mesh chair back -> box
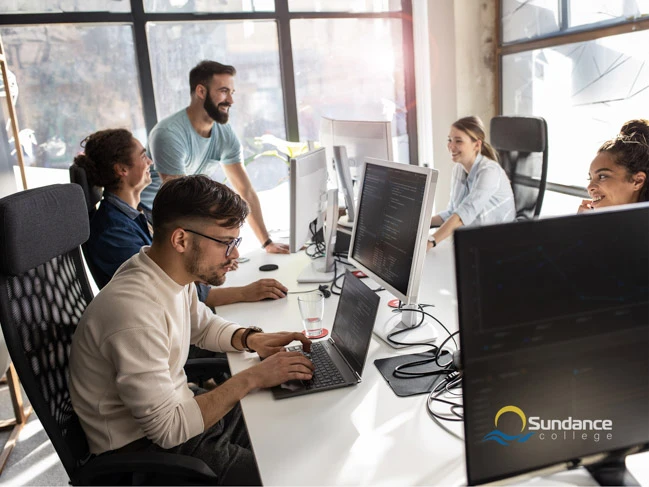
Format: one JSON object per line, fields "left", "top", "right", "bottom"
{"left": 0, "top": 184, "right": 94, "bottom": 478}
{"left": 490, "top": 116, "right": 549, "bottom": 220}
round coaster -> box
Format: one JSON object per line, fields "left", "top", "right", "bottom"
{"left": 388, "top": 299, "right": 401, "bottom": 309}
{"left": 302, "top": 328, "right": 329, "bottom": 339}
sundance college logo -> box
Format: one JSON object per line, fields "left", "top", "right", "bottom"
{"left": 483, "top": 405, "right": 613, "bottom": 446}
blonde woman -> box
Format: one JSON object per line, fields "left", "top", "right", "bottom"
{"left": 428, "top": 116, "right": 515, "bottom": 249}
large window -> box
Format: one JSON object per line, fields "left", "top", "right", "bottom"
{"left": 499, "top": 0, "right": 649, "bottom": 215}
{"left": 0, "top": 0, "right": 130, "bottom": 13}
{"left": 144, "top": 0, "right": 274, "bottom": 13}
{"left": 147, "top": 20, "right": 286, "bottom": 190}
{"left": 501, "top": 0, "right": 559, "bottom": 43}
{"left": 291, "top": 18, "right": 409, "bottom": 162}
{"left": 288, "top": 0, "right": 401, "bottom": 12}
{"left": 0, "top": 24, "right": 145, "bottom": 188}
{"left": 0, "top": 0, "right": 415, "bottom": 195}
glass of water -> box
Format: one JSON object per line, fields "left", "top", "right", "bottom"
{"left": 297, "top": 292, "right": 324, "bottom": 338}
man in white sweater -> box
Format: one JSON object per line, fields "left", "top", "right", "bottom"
{"left": 69, "top": 175, "right": 314, "bottom": 485}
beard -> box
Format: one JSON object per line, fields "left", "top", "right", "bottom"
{"left": 187, "top": 240, "right": 233, "bottom": 287}
{"left": 204, "top": 95, "right": 230, "bottom": 124}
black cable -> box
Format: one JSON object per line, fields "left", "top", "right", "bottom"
{"left": 426, "top": 375, "right": 465, "bottom": 437}
{"left": 306, "top": 219, "right": 326, "bottom": 258}
{"left": 392, "top": 334, "right": 457, "bottom": 378}
{"left": 385, "top": 308, "right": 459, "bottom": 380}
{"left": 330, "top": 258, "right": 354, "bottom": 295}
{"left": 329, "top": 258, "right": 384, "bottom": 296}
{"left": 387, "top": 306, "right": 457, "bottom": 350}
{"left": 287, "top": 287, "right": 322, "bottom": 295}
{"left": 305, "top": 241, "right": 325, "bottom": 258}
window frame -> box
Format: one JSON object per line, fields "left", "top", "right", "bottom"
{"left": 497, "top": 0, "right": 649, "bottom": 198}
{"left": 0, "top": 0, "right": 418, "bottom": 165}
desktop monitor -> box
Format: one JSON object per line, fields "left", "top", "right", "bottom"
{"left": 455, "top": 204, "right": 649, "bottom": 485}
{"left": 289, "top": 148, "right": 328, "bottom": 253}
{"left": 348, "top": 158, "right": 438, "bottom": 347}
{"left": 289, "top": 148, "right": 338, "bottom": 283}
{"left": 320, "top": 117, "right": 393, "bottom": 186}
{"left": 333, "top": 146, "right": 356, "bottom": 228}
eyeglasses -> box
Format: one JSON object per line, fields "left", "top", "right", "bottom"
{"left": 183, "top": 228, "right": 242, "bottom": 257}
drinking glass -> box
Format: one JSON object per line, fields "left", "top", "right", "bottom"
{"left": 297, "top": 292, "right": 324, "bottom": 338}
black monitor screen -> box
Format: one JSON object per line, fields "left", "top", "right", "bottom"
{"left": 455, "top": 206, "right": 649, "bottom": 485}
{"left": 332, "top": 271, "right": 380, "bottom": 376}
{"left": 350, "top": 162, "right": 428, "bottom": 297}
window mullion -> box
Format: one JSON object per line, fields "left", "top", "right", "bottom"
{"left": 130, "top": 0, "right": 158, "bottom": 133}
{"left": 276, "top": 0, "right": 300, "bottom": 142}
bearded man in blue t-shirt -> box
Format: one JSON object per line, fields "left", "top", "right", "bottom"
{"left": 142, "top": 60, "right": 289, "bottom": 254}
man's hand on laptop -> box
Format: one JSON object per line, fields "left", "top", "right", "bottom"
{"left": 243, "top": 350, "right": 314, "bottom": 388}
{"left": 247, "top": 331, "right": 312, "bottom": 359}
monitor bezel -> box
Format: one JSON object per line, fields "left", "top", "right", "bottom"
{"left": 454, "top": 204, "right": 649, "bottom": 485}
{"left": 320, "top": 117, "right": 394, "bottom": 185}
{"left": 347, "top": 157, "right": 437, "bottom": 304}
{"left": 289, "top": 147, "right": 328, "bottom": 253}
{"left": 333, "top": 145, "right": 356, "bottom": 223}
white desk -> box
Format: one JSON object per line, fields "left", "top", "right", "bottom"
{"left": 217, "top": 241, "right": 649, "bottom": 486}
{"left": 219, "top": 241, "right": 467, "bottom": 485}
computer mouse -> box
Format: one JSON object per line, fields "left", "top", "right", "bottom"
{"left": 259, "top": 264, "right": 279, "bottom": 272}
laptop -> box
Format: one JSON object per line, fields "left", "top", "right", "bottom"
{"left": 272, "top": 271, "right": 380, "bottom": 399}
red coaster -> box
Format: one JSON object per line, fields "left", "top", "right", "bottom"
{"left": 388, "top": 299, "right": 401, "bottom": 309}
{"left": 302, "top": 328, "right": 329, "bottom": 339}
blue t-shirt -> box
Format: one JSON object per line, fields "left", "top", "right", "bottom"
{"left": 141, "top": 108, "right": 243, "bottom": 207}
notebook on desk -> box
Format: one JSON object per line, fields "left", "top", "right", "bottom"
{"left": 272, "top": 271, "right": 380, "bottom": 399}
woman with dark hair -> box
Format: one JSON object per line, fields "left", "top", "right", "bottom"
{"left": 78, "top": 128, "right": 287, "bottom": 305}
{"left": 428, "top": 116, "right": 515, "bottom": 249}
{"left": 620, "top": 118, "right": 649, "bottom": 140}
{"left": 578, "top": 123, "right": 649, "bottom": 212}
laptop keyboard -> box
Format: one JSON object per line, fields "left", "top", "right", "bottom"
{"left": 302, "top": 342, "right": 346, "bottom": 390}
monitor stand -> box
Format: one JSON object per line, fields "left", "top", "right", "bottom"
{"left": 297, "top": 261, "right": 336, "bottom": 283}
{"left": 373, "top": 303, "right": 438, "bottom": 349}
{"left": 297, "top": 189, "right": 338, "bottom": 284}
{"left": 586, "top": 459, "right": 641, "bottom": 486}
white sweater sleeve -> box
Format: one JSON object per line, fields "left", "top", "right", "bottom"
{"left": 102, "top": 323, "right": 204, "bottom": 449}
{"left": 188, "top": 283, "right": 241, "bottom": 352}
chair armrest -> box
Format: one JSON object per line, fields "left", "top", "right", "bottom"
{"left": 73, "top": 451, "right": 218, "bottom": 485}
{"left": 184, "top": 357, "right": 231, "bottom": 386}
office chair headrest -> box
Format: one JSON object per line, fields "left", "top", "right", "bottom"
{"left": 69, "top": 162, "right": 102, "bottom": 214}
{"left": 490, "top": 116, "right": 547, "bottom": 153}
{"left": 0, "top": 184, "right": 89, "bottom": 275}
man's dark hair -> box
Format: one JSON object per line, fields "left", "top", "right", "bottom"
{"left": 152, "top": 175, "right": 249, "bottom": 241}
{"left": 189, "top": 60, "right": 237, "bottom": 94}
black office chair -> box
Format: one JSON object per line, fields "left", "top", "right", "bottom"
{"left": 69, "top": 162, "right": 102, "bottom": 218}
{"left": 0, "top": 184, "right": 218, "bottom": 485}
{"left": 69, "top": 161, "right": 109, "bottom": 287}
{"left": 490, "top": 116, "right": 549, "bottom": 220}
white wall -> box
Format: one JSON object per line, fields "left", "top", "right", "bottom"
{"left": 423, "top": 0, "right": 458, "bottom": 211}
{"left": 454, "top": 0, "right": 498, "bottom": 129}
{"left": 415, "top": 0, "right": 497, "bottom": 211}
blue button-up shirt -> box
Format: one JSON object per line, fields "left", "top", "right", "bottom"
{"left": 439, "top": 154, "right": 515, "bottom": 226}
{"left": 86, "top": 193, "right": 210, "bottom": 302}
{"left": 86, "top": 193, "right": 152, "bottom": 289}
